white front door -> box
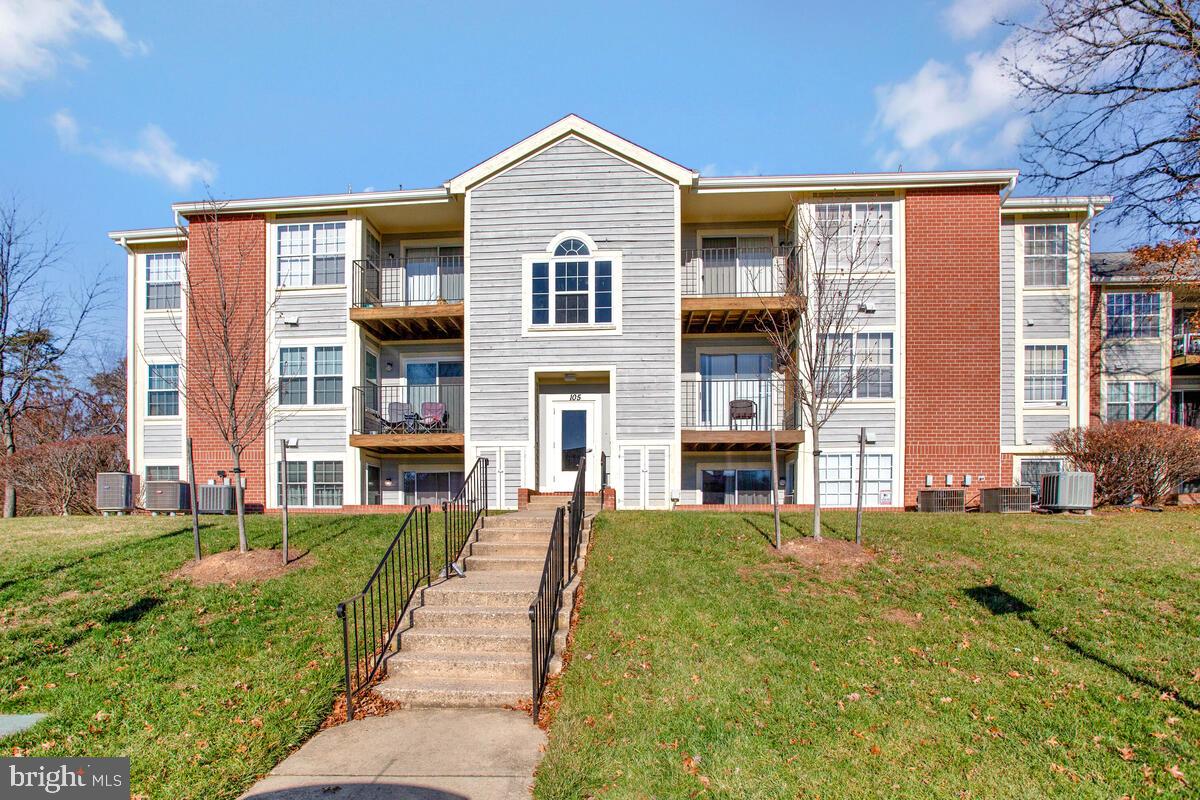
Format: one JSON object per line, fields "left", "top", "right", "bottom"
{"left": 545, "top": 399, "right": 597, "bottom": 492}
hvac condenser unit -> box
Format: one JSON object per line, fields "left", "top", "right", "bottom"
{"left": 980, "top": 487, "right": 1032, "bottom": 514}
{"left": 96, "top": 472, "right": 134, "bottom": 514}
{"left": 1040, "top": 472, "right": 1094, "bottom": 511}
{"left": 144, "top": 480, "right": 189, "bottom": 513}
{"left": 917, "top": 488, "right": 966, "bottom": 513}
{"left": 196, "top": 483, "right": 235, "bottom": 514}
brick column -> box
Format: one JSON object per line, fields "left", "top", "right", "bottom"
{"left": 904, "top": 186, "right": 1003, "bottom": 505}
{"left": 184, "top": 214, "right": 268, "bottom": 511}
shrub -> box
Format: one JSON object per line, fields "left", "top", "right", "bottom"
{"left": 1050, "top": 422, "right": 1200, "bottom": 507}
{"left": 0, "top": 435, "right": 125, "bottom": 516}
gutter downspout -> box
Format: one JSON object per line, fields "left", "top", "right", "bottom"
{"left": 1079, "top": 201, "right": 1096, "bottom": 428}
{"left": 1000, "top": 175, "right": 1017, "bottom": 205}
{"left": 118, "top": 236, "right": 137, "bottom": 478}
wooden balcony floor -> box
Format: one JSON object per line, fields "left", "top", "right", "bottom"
{"left": 682, "top": 428, "right": 805, "bottom": 452}
{"left": 681, "top": 296, "right": 800, "bottom": 334}
{"left": 349, "top": 433, "right": 464, "bottom": 454}
{"left": 350, "top": 303, "right": 464, "bottom": 339}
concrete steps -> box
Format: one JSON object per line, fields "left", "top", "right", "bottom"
{"left": 373, "top": 505, "right": 590, "bottom": 709}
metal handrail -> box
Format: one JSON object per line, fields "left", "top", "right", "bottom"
{"left": 680, "top": 245, "right": 799, "bottom": 297}
{"left": 566, "top": 455, "right": 586, "bottom": 583}
{"left": 353, "top": 384, "right": 465, "bottom": 435}
{"left": 528, "top": 506, "right": 565, "bottom": 721}
{"left": 352, "top": 256, "right": 465, "bottom": 308}
{"left": 336, "top": 505, "right": 431, "bottom": 721}
{"left": 441, "top": 457, "right": 489, "bottom": 578}
{"left": 681, "top": 378, "right": 798, "bottom": 430}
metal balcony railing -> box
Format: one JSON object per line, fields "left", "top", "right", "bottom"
{"left": 1173, "top": 332, "right": 1200, "bottom": 357}
{"left": 352, "top": 256, "right": 465, "bottom": 308}
{"left": 681, "top": 378, "right": 796, "bottom": 430}
{"left": 352, "top": 384, "right": 465, "bottom": 435}
{"left": 681, "top": 246, "right": 798, "bottom": 298}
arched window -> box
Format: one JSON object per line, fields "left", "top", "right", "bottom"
{"left": 553, "top": 238, "right": 590, "bottom": 257}
{"left": 527, "top": 233, "right": 619, "bottom": 329}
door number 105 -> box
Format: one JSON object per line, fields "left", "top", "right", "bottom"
{"left": 568, "top": 393, "right": 582, "bottom": 401}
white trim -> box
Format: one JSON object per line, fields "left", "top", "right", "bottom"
{"left": 447, "top": 115, "right": 696, "bottom": 192}
{"left": 173, "top": 188, "right": 450, "bottom": 217}
{"left": 524, "top": 365, "right": 617, "bottom": 501}
{"left": 276, "top": 341, "right": 347, "bottom": 409}
{"left": 270, "top": 452, "right": 349, "bottom": 510}
{"left": 690, "top": 458, "right": 779, "bottom": 506}
{"left": 1002, "top": 195, "right": 1112, "bottom": 213}
{"left": 696, "top": 169, "right": 1018, "bottom": 194}
{"left": 520, "top": 248, "right": 623, "bottom": 337}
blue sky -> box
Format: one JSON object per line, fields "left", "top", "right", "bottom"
{"left": 1, "top": 0, "right": 1117, "bottom": 358}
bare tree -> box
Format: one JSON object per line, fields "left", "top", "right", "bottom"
{"left": 0, "top": 198, "right": 105, "bottom": 516}
{"left": 1007, "top": 1, "right": 1200, "bottom": 234}
{"left": 758, "top": 205, "right": 886, "bottom": 540}
{"left": 169, "top": 199, "right": 277, "bottom": 552}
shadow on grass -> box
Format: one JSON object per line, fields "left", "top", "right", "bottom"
{"left": 0, "top": 526, "right": 198, "bottom": 593}
{"left": 740, "top": 516, "right": 778, "bottom": 547}
{"left": 105, "top": 596, "right": 164, "bottom": 624}
{"left": 965, "top": 584, "right": 1198, "bottom": 712}
{"left": 242, "top": 784, "right": 467, "bottom": 800}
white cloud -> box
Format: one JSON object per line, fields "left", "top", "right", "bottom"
{"left": 53, "top": 109, "right": 216, "bottom": 190}
{"left": 942, "top": 0, "right": 1031, "bottom": 39}
{"left": 0, "top": 0, "right": 146, "bottom": 96}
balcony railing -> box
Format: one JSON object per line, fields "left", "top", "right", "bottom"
{"left": 1173, "top": 332, "right": 1200, "bottom": 357}
{"left": 352, "top": 384, "right": 465, "bottom": 435}
{"left": 352, "top": 256, "right": 465, "bottom": 308}
{"left": 681, "top": 378, "right": 796, "bottom": 430}
{"left": 681, "top": 246, "right": 798, "bottom": 298}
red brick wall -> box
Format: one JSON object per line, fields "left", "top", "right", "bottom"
{"left": 184, "top": 214, "right": 268, "bottom": 510}
{"left": 904, "top": 186, "right": 1004, "bottom": 505}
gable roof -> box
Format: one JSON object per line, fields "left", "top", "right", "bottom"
{"left": 446, "top": 114, "right": 697, "bottom": 193}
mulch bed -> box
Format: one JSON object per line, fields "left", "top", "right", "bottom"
{"left": 777, "top": 537, "right": 876, "bottom": 575}
{"left": 173, "top": 549, "right": 311, "bottom": 587}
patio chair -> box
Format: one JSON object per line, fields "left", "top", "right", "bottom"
{"left": 728, "top": 399, "right": 757, "bottom": 430}
{"left": 385, "top": 402, "right": 417, "bottom": 433}
{"left": 418, "top": 401, "right": 448, "bottom": 433}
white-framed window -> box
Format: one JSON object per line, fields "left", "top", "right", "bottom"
{"left": 814, "top": 202, "right": 893, "bottom": 270}
{"left": 825, "top": 332, "right": 894, "bottom": 399}
{"left": 403, "top": 470, "right": 465, "bottom": 505}
{"left": 1105, "top": 292, "right": 1160, "bottom": 338}
{"left": 147, "top": 364, "right": 179, "bottom": 416}
{"left": 1023, "top": 224, "right": 1069, "bottom": 288}
{"left": 1024, "top": 345, "right": 1068, "bottom": 403}
{"left": 700, "top": 468, "right": 773, "bottom": 505}
{"left": 818, "top": 453, "right": 894, "bottom": 507}
{"left": 146, "top": 252, "right": 182, "bottom": 310}
{"left": 1106, "top": 381, "right": 1159, "bottom": 421}
{"left": 277, "top": 459, "right": 343, "bottom": 507}
{"left": 278, "top": 345, "right": 343, "bottom": 406}
{"left": 1019, "top": 458, "right": 1062, "bottom": 494}
{"left": 525, "top": 234, "right": 620, "bottom": 331}
{"left": 146, "top": 465, "right": 179, "bottom": 481}
{"left": 276, "top": 222, "right": 346, "bottom": 288}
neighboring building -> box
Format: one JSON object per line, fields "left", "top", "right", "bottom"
{"left": 110, "top": 115, "right": 1110, "bottom": 511}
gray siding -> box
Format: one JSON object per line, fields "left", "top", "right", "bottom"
{"left": 379, "top": 343, "right": 464, "bottom": 382}
{"left": 1023, "top": 294, "right": 1070, "bottom": 339}
{"left": 1023, "top": 414, "right": 1070, "bottom": 446}
{"left": 681, "top": 336, "right": 773, "bottom": 373}
{"left": 1000, "top": 221, "right": 1016, "bottom": 446}
{"left": 1103, "top": 340, "right": 1165, "bottom": 376}
{"left": 821, "top": 406, "right": 896, "bottom": 448}
{"left": 276, "top": 292, "right": 347, "bottom": 340}
{"left": 859, "top": 278, "right": 897, "bottom": 328}
{"left": 143, "top": 422, "right": 182, "bottom": 460}
{"left": 468, "top": 136, "right": 677, "bottom": 441}
{"left": 143, "top": 315, "right": 182, "bottom": 361}
{"left": 274, "top": 412, "right": 346, "bottom": 452}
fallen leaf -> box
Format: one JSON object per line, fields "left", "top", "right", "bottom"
{"left": 1118, "top": 746, "right": 1135, "bottom": 761}
{"left": 1165, "top": 764, "right": 1188, "bottom": 786}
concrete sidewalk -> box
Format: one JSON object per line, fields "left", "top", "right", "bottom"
{"left": 240, "top": 708, "right": 545, "bottom": 800}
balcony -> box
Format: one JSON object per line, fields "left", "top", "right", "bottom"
{"left": 350, "top": 256, "right": 465, "bottom": 339}
{"left": 680, "top": 377, "right": 804, "bottom": 451}
{"left": 349, "top": 384, "right": 464, "bottom": 453}
{"left": 1173, "top": 332, "right": 1200, "bottom": 368}
{"left": 680, "top": 246, "right": 800, "bottom": 334}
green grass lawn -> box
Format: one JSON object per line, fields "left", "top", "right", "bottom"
{"left": 535, "top": 510, "right": 1199, "bottom": 799}
{"left": 0, "top": 512, "right": 441, "bottom": 800}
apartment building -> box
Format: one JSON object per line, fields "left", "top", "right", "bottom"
{"left": 110, "top": 115, "right": 1109, "bottom": 511}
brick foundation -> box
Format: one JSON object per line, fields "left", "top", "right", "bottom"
{"left": 184, "top": 213, "right": 268, "bottom": 511}
{"left": 903, "top": 186, "right": 1005, "bottom": 505}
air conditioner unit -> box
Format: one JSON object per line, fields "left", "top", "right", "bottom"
{"left": 196, "top": 483, "right": 235, "bottom": 514}
{"left": 1040, "top": 472, "right": 1094, "bottom": 511}
{"left": 980, "top": 487, "right": 1032, "bottom": 514}
{"left": 917, "top": 488, "right": 965, "bottom": 513}
{"left": 144, "top": 480, "right": 189, "bottom": 513}
{"left": 96, "top": 472, "right": 134, "bottom": 514}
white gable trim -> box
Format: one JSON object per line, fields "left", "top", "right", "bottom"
{"left": 447, "top": 114, "right": 696, "bottom": 193}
